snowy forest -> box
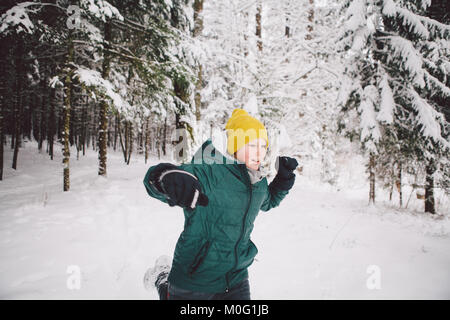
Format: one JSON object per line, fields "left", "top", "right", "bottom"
{"left": 0, "top": 0, "right": 449, "bottom": 299}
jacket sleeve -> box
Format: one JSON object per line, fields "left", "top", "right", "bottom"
{"left": 178, "top": 163, "right": 214, "bottom": 193}
{"left": 142, "top": 162, "right": 214, "bottom": 205}
{"left": 260, "top": 183, "right": 290, "bottom": 212}
{"left": 142, "top": 163, "right": 170, "bottom": 204}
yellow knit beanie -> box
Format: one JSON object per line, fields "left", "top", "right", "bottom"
{"left": 225, "top": 109, "right": 269, "bottom": 155}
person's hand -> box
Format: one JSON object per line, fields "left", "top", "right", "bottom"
{"left": 148, "top": 163, "right": 209, "bottom": 209}
{"left": 270, "top": 156, "right": 299, "bottom": 192}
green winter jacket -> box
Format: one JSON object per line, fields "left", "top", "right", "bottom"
{"left": 143, "top": 138, "right": 289, "bottom": 293}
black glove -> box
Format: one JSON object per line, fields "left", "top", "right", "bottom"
{"left": 148, "top": 163, "right": 209, "bottom": 209}
{"left": 269, "top": 156, "right": 299, "bottom": 192}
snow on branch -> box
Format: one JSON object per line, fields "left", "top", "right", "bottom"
{"left": 377, "top": 73, "right": 394, "bottom": 124}
{"left": 423, "top": 69, "right": 450, "bottom": 98}
{"left": 0, "top": 3, "right": 34, "bottom": 35}
{"left": 419, "top": 15, "right": 450, "bottom": 39}
{"left": 388, "top": 36, "right": 425, "bottom": 88}
{"left": 74, "top": 67, "right": 129, "bottom": 113}
{"left": 359, "top": 85, "right": 381, "bottom": 152}
{"left": 344, "top": 0, "right": 367, "bottom": 31}
{"left": 409, "top": 88, "right": 449, "bottom": 149}
{"left": 81, "top": 0, "right": 124, "bottom": 22}
{"left": 49, "top": 76, "right": 63, "bottom": 88}
{"left": 382, "top": 0, "right": 429, "bottom": 39}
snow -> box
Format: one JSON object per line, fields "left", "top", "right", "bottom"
{"left": 395, "top": 6, "right": 429, "bottom": 39}
{"left": 245, "top": 94, "right": 259, "bottom": 115}
{"left": 388, "top": 36, "right": 425, "bottom": 88}
{"left": 83, "top": 0, "right": 124, "bottom": 22}
{"left": 382, "top": 1, "right": 430, "bottom": 39}
{"left": 0, "top": 3, "right": 34, "bottom": 35}
{"left": 74, "top": 67, "right": 130, "bottom": 113}
{"left": 359, "top": 85, "right": 381, "bottom": 150}
{"left": 344, "top": 0, "right": 366, "bottom": 32}
{"left": 409, "top": 89, "right": 450, "bottom": 149}
{"left": 49, "top": 76, "right": 63, "bottom": 89}
{"left": 377, "top": 73, "right": 394, "bottom": 124}
{"left": 0, "top": 140, "right": 449, "bottom": 299}
{"left": 381, "top": 0, "right": 396, "bottom": 17}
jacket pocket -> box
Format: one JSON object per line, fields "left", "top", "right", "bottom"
{"left": 188, "top": 240, "right": 211, "bottom": 277}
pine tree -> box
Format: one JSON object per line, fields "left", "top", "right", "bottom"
{"left": 338, "top": 0, "right": 449, "bottom": 211}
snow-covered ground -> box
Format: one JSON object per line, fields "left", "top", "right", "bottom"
{"left": 0, "top": 140, "right": 449, "bottom": 299}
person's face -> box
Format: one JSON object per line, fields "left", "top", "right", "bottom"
{"left": 235, "top": 138, "right": 267, "bottom": 170}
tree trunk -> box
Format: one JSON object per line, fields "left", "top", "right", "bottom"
{"left": 425, "top": 160, "right": 436, "bottom": 214}
{"left": 368, "top": 153, "right": 375, "bottom": 204}
{"left": 114, "top": 113, "right": 118, "bottom": 151}
{"left": 117, "top": 116, "right": 127, "bottom": 163}
{"left": 12, "top": 39, "right": 24, "bottom": 170}
{"left": 39, "top": 81, "right": 46, "bottom": 152}
{"left": 125, "top": 121, "right": 129, "bottom": 161}
{"left": 138, "top": 121, "right": 143, "bottom": 155}
{"left": 285, "top": 0, "right": 290, "bottom": 38}
{"left": 193, "top": 0, "right": 204, "bottom": 122}
{"left": 256, "top": 1, "right": 263, "bottom": 52}
{"left": 127, "top": 121, "right": 133, "bottom": 165}
{"left": 0, "top": 47, "right": 4, "bottom": 181}
{"left": 0, "top": 84, "right": 3, "bottom": 181}
{"left": 63, "top": 31, "right": 74, "bottom": 191}
{"left": 81, "top": 95, "right": 87, "bottom": 156}
{"left": 397, "top": 162, "right": 402, "bottom": 207}
{"left": 98, "top": 21, "right": 112, "bottom": 177}
{"left": 144, "top": 116, "right": 149, "bottom": 164}
{"left": 305, "top": 0, "right": 314, "bottom": 40}
{"left": 48, "top": 85, "right": 56, "bottom": 160}
{"left": 162, "top": 117, "right": 167, "bottom": 156}
{"left": 156, "top": 125, "right": 161, "bottom": 159}
{"left": 243, "top": 10, "right": 249, "bottom": 57}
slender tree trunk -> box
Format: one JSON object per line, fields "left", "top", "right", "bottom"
{"left": 0, "top": 87, "right": 3, "bottom": 181}
{"left": 193, "top": 0, "right": 204, "bottom": 122}
{"left": 98, "top": 21, "right": 112, "bottom": 176}
{"left": 138, "top": 121, "right": 143, "bottom": 154}
{"left": 256, "top": 1, "right": 262, "bottom": 52}
{"left": 144, "top": 116, "right": 150, "bottom": 164}
{"left": 39, "top": 68, "right": 47, "bottom": 152}
{"left": 195, "top": 64, "right": 203, "bottom": 121}
{"left": 81, "top": 95, "right": 87, "bottom": 156}
{"left": 0, "top": 49, "right": 4, "bottom": 180}
{"left": 285, "top": 0, "right": 290, "bottom": 38}
{"left": 368, "top": 153, "right": 376, "bottom": 204}
{"left": 162, "top": 117, "right": 167, "bottom": 156}
{"left": 117, "top": 116, "right": 127, "bottom": 163}
{"left": 306, "top": 0, "right": 314, "bottom": 40}
{"left": 397, "top": 162, "right": 403, "bottom": 207}
{"left": 389, "top": 182, "right": 393, "bottom": 201}
{"left": 425, "top": 160, "right": 436, "bottom": 214}
{"left": 12, "top": 39, "right": 24, "bottom": 170}
{"left": 63, "top": 31, "right": 74, "bottom": 191}
{"left": 156, "top": 126, "right": 161, "bottom": 159}
{"left": 243, "top": 10, "right": 249, "bottom": 57}
{"left": 127, "top": 122, "right": 133, "bottom": 165}
{"left": 114, "top": 113, "right": 118, "bottom": 151}
{"left": 48, "top": 85, "right": 56, "bottom": 160}
{"left": 124, "top": 121, "right": 129, "bottom": 161}
{"left": 11, "top": 117, "right": 15, "bottom": 150}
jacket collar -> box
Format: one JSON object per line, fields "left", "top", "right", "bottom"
{"left": 189, "top": 132, "right": 265, "bottom": 185}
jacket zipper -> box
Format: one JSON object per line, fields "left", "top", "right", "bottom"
{"left": 225, "top": 165, "right": 252, "bottom": 292}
